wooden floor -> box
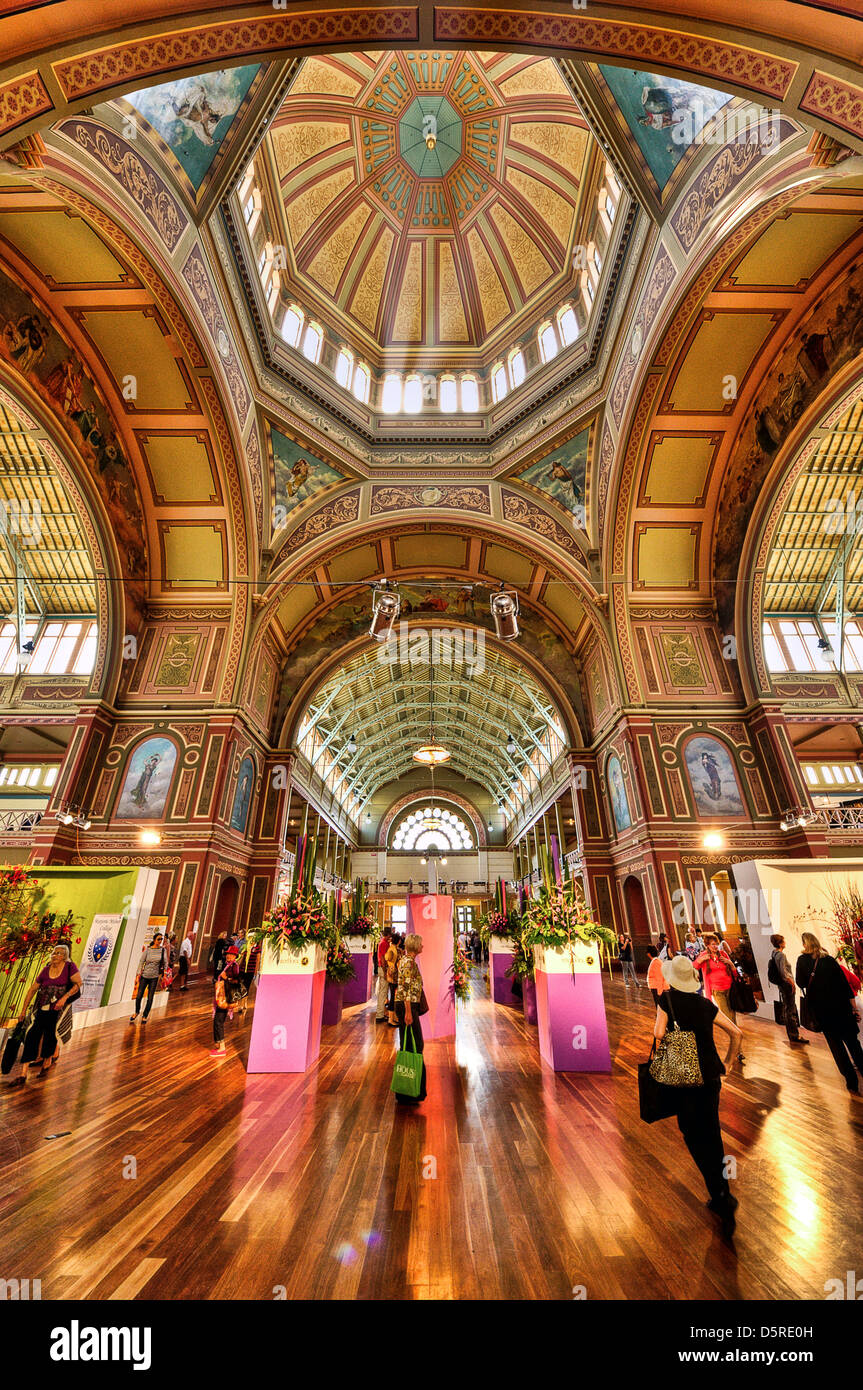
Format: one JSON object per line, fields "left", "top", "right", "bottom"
{"left": 1, "top": 967, "right": 861, "bottom": 1301}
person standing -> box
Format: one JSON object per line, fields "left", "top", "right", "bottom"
{"left": 210, "top": 945, "right": 240, "bottom": 1058}
{"left": 8, "top": 944, "right": 82, "bottom": 1086}
{"left": 769, "top": 933, "right": 808, "bottom": 1047}
{"left": 385, "top": 930, "right": 400, "bottom": 1027}
{"left": 654, "top": 955, "right": 742, "bottom": 1238}
{"left": 683, "top": 926, "right": 705, "bottom": 961}
{"left": 695, "top": 933, "right": 746, "bottom": 1062}
{"left": 618, "top": 934, "right": 640, "bottom": 988}
{"left": 211, "top": 929, "right": 229, "bottom": 981}
{"left": 129, "top": 931, "right": 167, "bottom": 1025}
{"left": 646, "top": 944, "right": 667, "bottom": 1005}
{"left": 375, "top": 926, "right": 392, "bottom": 1022}
{"left": 796, "top": 933, "right": 863, "bottom": 1095}
{"left": 178, "top": 926, "right": 196, "bottom": 992}
{"left": 394, "top": 933, "right": 427, "bottom": 1105}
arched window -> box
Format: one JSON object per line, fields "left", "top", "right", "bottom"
{"left": 557, "top": 304, "right": 578, "bottom": 347}
{"left": 538, "top": 322, "right": 558, "bottom": 364}
{"left": 460, "top": 375, "right": 479, "bottom": 411}
{"left": 335, "top": 346, "right": 353, "bottom": 389}
{"left": 282, "top": 304, "right": 304, "bottom": 348}
{"left": 352, "top": 362, "right": 370, "bottom": 403}
{"left": 301, "top": 321, "right": 323, "bottom": 364}
{"left": 390, "top": 805, "right": 475, "bottom": 851}
{"left": 381, "top": 372, "right": 402, "bottom": 413}
{"left": 491, "top": 362, "right": 508, "bottom": 403}
{"left": 439, "top": 375, "right": 457, "bottom": 412}
{"left": 403, "top": 373, "right": 423, "bottom": 413}
{"left": 508, "top": 349, "right": 526, "bottom": 389}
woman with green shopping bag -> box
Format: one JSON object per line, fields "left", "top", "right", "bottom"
{"left": 391, "top": 933, "right": 428, "bottom": 1105}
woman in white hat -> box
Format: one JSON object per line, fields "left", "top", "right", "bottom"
{"left": 655, "top": 953, "right": 742, "bottom": 1238}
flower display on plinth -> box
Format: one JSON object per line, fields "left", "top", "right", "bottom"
{"left": 521, "top": 848, "right": 615, "bottom": 968}
{"left": 325, "top": 934, "right": 357, "bottom": 984}
{"left": 252, "top": 894, "right": 328, "bottom": 957}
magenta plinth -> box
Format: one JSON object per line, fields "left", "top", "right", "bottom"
{"left": 533, "top": 942, "right": 611, "bottom": 1072}
{"left": 489, "top": 935, "right": 519, "bottom": 1006}
{"left": 245, "top": 943, "right": 325, "bottom": 1073}
{"left": 406, "top": 893, "right": 455, "bottom": 1040}
{"left": 342, "top": 935, "right": 374, "bottom": 1006}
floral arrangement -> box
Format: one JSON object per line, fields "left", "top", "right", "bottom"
{"left": 451, "top": 940, "right": 471, "bottom": 1002}
{"left": 325, "top": 934, "right": 357, "bottom": 984}
{"left": 0, "top": 867, "right": 81, "bottom": 1022}
{"left": 792, "top": 878, "right": 863, "bottom": 972}
{"left": 480, "top": 879, "right": 519, "bottom": 942}
{"left": 521, "top": 848, "right": 615, "bottom": 962}
{"left": 342, "top": 878, "right": 378, "bottom": 941}
{"left": 248, "top": 831, "right": 328, "bottom": 958}
{"left": 504, "top": 931, "right": 535, "bottom": 983}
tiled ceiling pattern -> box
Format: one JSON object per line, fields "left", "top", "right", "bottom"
{"left": 268, "top": 51, "right": 593, "bottom": 355}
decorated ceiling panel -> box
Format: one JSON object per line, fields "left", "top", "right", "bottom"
{"left": 265, "top": 50, "right": 595, "bottom": 358}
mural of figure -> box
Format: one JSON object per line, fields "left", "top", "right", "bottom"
{"left": 548, "top": 457, "right": 584, "bottom": 512}
{"left": 170, "top": 87, "right": 227, "bottom": 146}
{"left": 115, "top": 737, "right": 178, "bottom": 820}
{"left": 285, "top": 457, "right": 311, "bottom": 497}
{"left": 3, "top": 314, "right": 48, "bottom": 373}
{"left": 684, "top": 736, "right": 746, "bottom": 818}
{"left": 44, "top": 356, "right": 84, "bottom": 416}
{"left": 608, "top": 754, "right": 632, "bottom": 833}
{"left": 700, "top": 751, "right": 722, "bottom": 802}
{"left": 230, "top": 756, "right": 255, "bottom": 834}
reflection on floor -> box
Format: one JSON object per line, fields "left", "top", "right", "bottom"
{"left": 1, "top": 966, "right": 860, "bottom": 1300}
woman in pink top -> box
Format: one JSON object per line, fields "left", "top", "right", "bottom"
{"left": 695, "top": 933, "right": 745, "bottom": 1063}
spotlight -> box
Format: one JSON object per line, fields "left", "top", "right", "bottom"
{"left": 490, "top": 583, "right": 519, "bottom": 641}
{"left": 506, "top": 732, "right": 517, "bottom": 755}
{"left": 57, "top": 809, "right": 74, "bottom": 826}
{"left": 369, "top": 581, "right": 400, "bottom": 642}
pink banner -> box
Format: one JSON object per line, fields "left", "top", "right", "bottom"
{"left": 406, "top": 893, "right": 455, "bottom": 1040}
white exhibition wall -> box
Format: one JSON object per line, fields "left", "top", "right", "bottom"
{"left": 730, "top": 859, "right": 863, "bottom": 1027}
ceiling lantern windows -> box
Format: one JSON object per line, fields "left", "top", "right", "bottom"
{"left": 335, "top": 346, "right": 354, "bottom": 389}
{"left": 301, "top": 320, "right": 323, "bottom": 364}
{"left": 440, "top": 375, "right": 458, "bottom": 412}
{"left": 352, "top": 361, "right": 370, "bottom": 403}
{"left": 381, "top": 372, "right": 402, "bottom": 413}
{"left": 508, "top": 349, "right": 526, "bottom": 390}
{"left": 282, "top": 304, "right": 303, "bottom": 349}
{"left": 492, "top": 362, "right": 508, "bottom": 403}
{"left": 403, "top": 373, "right": 423, "bottom": 413}
{"left": 557, "top": 304, "right": 578, "bottom": 347}
{"left": 538, "top": 322, "right": 558, "bottom": 364}
{"left": 461, "top": 375, "right": 479, "bottom": 412}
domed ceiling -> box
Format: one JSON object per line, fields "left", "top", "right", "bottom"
{"left": 264, "top": 51, "right": 596, "bottom": 361}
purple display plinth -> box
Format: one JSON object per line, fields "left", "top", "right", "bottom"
{"left": 490, "top": 938, "right": 518, "bottom": 1007}
{"left": 322, "top": 980, "right": 344, "bottom": 1025}
{"left": 406, "top": 894, "right": 455, "bottom": 1039}
{"left": 534, "top": 945, "right": 611, "bottom": 1072}
{"left": 343, "top": 950, "right": 373, "bottom": 1006}
{"left": 246, "top": 948, "right": 325, "bottom": 1073}
{"left": 523, "top": 976, "right": 538, "bottom": 1025}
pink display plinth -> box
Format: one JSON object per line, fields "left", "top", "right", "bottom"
{"left": 534, "top": 944, "right": 611, "bottom": 1072}
{"left": 489, "top": 936, "right": 518, "bottom": 1007}
{"left": 246, "top": 948, "right": 325, "bottom": 1073}
{"left": 406, "top": 893, "right": 455, "bottom": 1040}
{"left": 343, "top": 950, "right": 373, "bottom": 1006}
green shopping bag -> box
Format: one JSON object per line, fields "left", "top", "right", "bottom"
{"left": 390, "top": 1025, "right": 423, "bottom": 1098}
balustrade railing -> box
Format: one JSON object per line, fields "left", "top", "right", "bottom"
{"left": 0, "top": 809, "right": 43, "bottom": 834}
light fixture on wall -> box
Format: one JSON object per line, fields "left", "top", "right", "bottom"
{"left": 369, "top": 581, "right": 400, "bottom": 642}
{"left": 490, "top": 582, "right": 519, "bottom": 641}
{"left": 139, "top": 829, "right": 161, "bottom": 847}
{"left": 780, "top": 806, "right": 818, "bottom": 831}
{"left": 702, "top": 830, "right": 724, "bottom": 852}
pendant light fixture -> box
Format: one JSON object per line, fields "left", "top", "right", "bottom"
{"left": 413, "top": 657, "right": 450, "bottom": 765}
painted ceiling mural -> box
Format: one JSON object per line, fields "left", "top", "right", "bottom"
{"left": 266, "top": 51, "right": 594, "bottom": 355}
{"left": 511, "top": 424, "right": 590, "bottom": 521}
{"left": 596, "top": 66, "right": 733, "bottom": 198}
{"left": 269, "top": 424, "right": 347, "bottom": 520}
{"left": 114, "top": 66, "right": 263, "bottom": 195}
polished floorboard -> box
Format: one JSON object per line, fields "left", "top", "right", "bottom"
{"left": 1, "top": 967, "right": 861, "bottom": 1301}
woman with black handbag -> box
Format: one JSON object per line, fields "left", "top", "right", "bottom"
{"left": 7, "top": 944, "right": 82, "bottom": 1087}
{"left": 797, "top": 932, "right": 863, "bottom": 1097}
{"left": 654, "top": 955, "right": 742, "bottom": 1237}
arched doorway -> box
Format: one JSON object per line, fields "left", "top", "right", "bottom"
{"left": 622, "top": 875, "right": 651, "bottom": 969}
{"left": 211, "top": 875, "right": 240, "bottom": 948}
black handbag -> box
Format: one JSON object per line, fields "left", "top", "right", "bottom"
{"left": 638, "top": 1041, "right": 682, "bottom": 1123}
{"left": 799, "top": 960, "right": 821, "bottom": 1032}
{"left": 1, "top": 1012, "right": 32, "bottom": 1075}
{"left": 728, "top": 975, "right": 757, "bottom": 1014}
{"left": 417, "top": 989, "right": 429, "bottom": 1017}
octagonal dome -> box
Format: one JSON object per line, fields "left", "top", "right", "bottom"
{"left": 264, "top": 51, "right": 597, "bottom": 362}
